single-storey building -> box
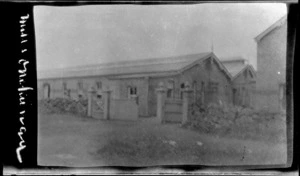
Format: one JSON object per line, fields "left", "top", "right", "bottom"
{"left": 221, "top": 57, "right": 256, "bottom": 107}
{"left": 38, "top": 52, "right": 234, "bottom": 116}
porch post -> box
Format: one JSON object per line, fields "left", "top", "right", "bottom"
{"left": 156, "top": 82, "right": 166, "bottom": 123}
{"left": 182, "top": 81, "right": 193, "bottom": 125}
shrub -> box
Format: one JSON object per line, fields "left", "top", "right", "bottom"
{"left": 38, "top": 98, "right": 88, "bottom": 116}
{"left": 185, "top": 104, "right": 286, "bottom": 142}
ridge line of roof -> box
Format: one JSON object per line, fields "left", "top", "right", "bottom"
{"left": 38, "top": 52, "right": 212, "bottom": 72}
{"left": 38, "top": 52, "right": 213, "bottom": 79}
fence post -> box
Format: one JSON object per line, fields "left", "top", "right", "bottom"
{"left": 87, "top": 86, "right": 96, "bottom": 117}
{"left": 102, "top": 88, "right": 112, "bottom": 120}
{"left": 156, "top": 82, "right": 166, "bottom": 123}
{"left": 182, "top": 81, "right": 193, "bottom": 125}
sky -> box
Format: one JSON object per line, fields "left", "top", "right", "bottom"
{"left": 34, "top": 3, "right": 287, "bottom": 71}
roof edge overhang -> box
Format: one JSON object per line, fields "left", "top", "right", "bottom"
{"left": 254, "top": 15, "right": 287, "bottom": 43}
{"left": 177, "top": 52, "right": 233, "bottom": 81}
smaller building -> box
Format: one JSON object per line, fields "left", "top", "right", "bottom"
{"left": 222, "top": 57, "right": 256, "bottom": 107}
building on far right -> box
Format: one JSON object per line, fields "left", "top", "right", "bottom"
{"left": 254, "top": 15, "right": 287, "bottom": 112}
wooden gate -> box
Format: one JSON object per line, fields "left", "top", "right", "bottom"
{"left": 156, "top": 81, "right": 193, "bottom": 124}
{"left": 90, "top": 94, "right": 104, "bottom": 119}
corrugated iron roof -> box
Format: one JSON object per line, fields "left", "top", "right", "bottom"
{"left": 38, "top": 52, "right": 212, "bottom": 79}
{"left": 223, "top": 64, "right": 247, "bottom": 78}
{"left": 221, "top": 57, "right": 255, "bottom": 79}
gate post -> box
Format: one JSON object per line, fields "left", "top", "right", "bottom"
{"left": 156, "top": 82, "right": 166, "bottom": 123}
{"left": 102, "top": 88, "right": 112, "bottom": 120}
{"left": 182, "top": 81, "right": 193, "bottom": 125}
{"left": 87, "top": 86, "right": 96, "bottom": 117}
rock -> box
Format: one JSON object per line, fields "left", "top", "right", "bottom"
{"left": 196, "top": 141, "right": 203, "bottom": 146}
{"left": 169, "top": 140, "right": 176, "bottom": 146}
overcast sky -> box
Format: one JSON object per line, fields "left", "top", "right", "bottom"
{"left": 34, "top": 3, "right": 287, "bottom": 71}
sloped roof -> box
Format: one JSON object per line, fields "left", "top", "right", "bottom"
{"left": 233, "top": 65, "right": 256, "bottom": 80}
{"left": 38, "top": 52, "right": 221, "bottom": 79}
{"left": 223, "top": 64, "right": 246, "bottom": 78}
{"left": 221, "top": 57, "right": 255, "bottom": 79}
{"left": 224, "top": 64, "right": 256, "bottom": 80}
{"left": 254, "top": 15, "right": 287, "bottom": 42}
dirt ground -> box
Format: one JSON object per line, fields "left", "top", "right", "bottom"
{"left": 38, "top": 113, "right": 287, "bottom": 167}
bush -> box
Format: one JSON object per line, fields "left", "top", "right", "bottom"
{"left": 185, "top": 104, "right": 286, "bottom": 142}
{"left": 38, "top": 98, "right": 88, "bottom": 116}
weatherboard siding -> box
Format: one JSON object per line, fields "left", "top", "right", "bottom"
{"left": 148, "top": 60, "right": 233, "bottom": 116}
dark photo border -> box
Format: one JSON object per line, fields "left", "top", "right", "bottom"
{"left": 2, "top": 0, "right": 298, "bottom": 175}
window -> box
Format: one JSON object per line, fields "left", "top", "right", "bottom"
{"left": 43, "top": 83, "right": 51, "bottom": 98}
{"left": 209, "top": 81, "right": 218, "bottom": 92}
{"left": 200, "top": 81, "right": 205, "bottom": 104}
{"left": 180, "top": 83, "right": 185, "bottom": 89}
{"left": 180, "top": 83, "right": 185, "bottom": 99}
{"left": 244, "top": 69, "right": 248, "bottom": 79}
{"left": 249, "top": 70, "right": 253, "bottom": 78}
{"left": 63, "top": 81, "right": 67, "bottom": 90}
{"left": 201, "top": 81, "right": 205, "bottom": 91}
{"left": 193, "top": 81, "right": 197, "bottom": 102}
{"left": 63, "top": 81, "right": 69, "bottom": 97}
{"left": 78, "top": 80, "right": 83, "bottom": 90}
{"left": 167, "top": 80, "right": 174, "bottom": 98}
{"left": 96, "top": 81, "right": 102, "bottom": 90}
{"left": 128, "top": 86, "right": 137, "bottom": 98}
{"left": 193, "top": 81, "right": 197, "bottom": 91}
{"left": 205, "top": 58, "right": 212, "bottom": 70}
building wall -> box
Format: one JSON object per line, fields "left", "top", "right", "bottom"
{"left": 37, "top": 76, "right": 117, "bottom": 100}
{"left": 232, "top": 68, "right": 256, "bottom": 107}
{"left": 255, "top": 20, "right": 287, "bottom": 111}
{"left": 38, "top": 58, "right": 234, "bottom": 117}
{"left": 148, "top": 58, "right": 233, "bottom": 116}
{"left": 116, "top": 77, "right": 149, "bottom": 116}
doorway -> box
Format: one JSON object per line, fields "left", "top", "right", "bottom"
{"left": 43, "top": 83, "right": 51, "bottom": 99}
